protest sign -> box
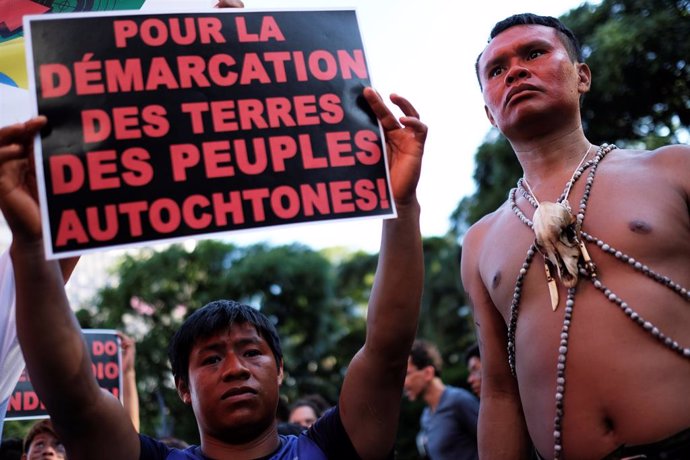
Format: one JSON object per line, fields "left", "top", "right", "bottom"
{"left": 23, "top": 9, "right": 391, "bottom": 259}
{"left": 5, "top": 329, "right": 122, "bottom": 421}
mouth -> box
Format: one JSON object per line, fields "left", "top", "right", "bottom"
{"left": 505, "top": 84, "right": 540, "bottom": 107}
{"left": 221, "top": 386, "right": 257, "bottom": 401}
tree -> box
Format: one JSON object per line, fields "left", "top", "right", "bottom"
{"left": 569, "top": 0, "right": 690, "bottom": 146}
{"left": 80, "top": 240, "right": 364, "bottom": 443}
{"left": 451, "top": 0, "right": 690, "bottom": 234}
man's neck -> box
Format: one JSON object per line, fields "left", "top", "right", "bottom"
{"left": 199, "top": 425, "right": 281, "bottom": 460}
{"left": 423, "top": 378, "right": 446, "bottom": 412}
{"left": 512, "top": 130, "right": 592, "bottom": 194}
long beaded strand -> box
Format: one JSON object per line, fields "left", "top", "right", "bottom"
{"left": 507, "top": 143, "right": 690, "bottom": 459}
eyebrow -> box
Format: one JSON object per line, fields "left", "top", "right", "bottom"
{"left": 481, "top": 38, "right": 554, "bottom": 74}
{"left": 196, "top": 336, "right": 264, "bottom": 354}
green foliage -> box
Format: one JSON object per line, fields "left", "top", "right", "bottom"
{"left": 63, "top": 234, "right": 473, "bottom": 456}
{"left": 76, "top": 240, "right": 370, "bottom": 443}
{"left": 567, "top": 0, "right": 690, "bottom": 146}
{"left": 450, "top": 134, "right": 521, "bottom": 234}
{"left": 452, "top": 0, "right": 690, "bottom": 233}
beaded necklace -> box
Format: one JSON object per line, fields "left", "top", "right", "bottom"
{"left": 507, "top": 143, "right": 690, "bottom": 460}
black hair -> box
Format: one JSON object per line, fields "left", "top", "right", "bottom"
{"left": 475, "top": 13, "right": 583, "bottom": 87}
{"left": 289, "top": 399, "right": 322, "bottom": 417}
{"left": 464, "top": 343, "right": 480, "bottom": 365}
{"left": 409, "top": 339, "right": 443, "bottom": 378}
{"left": 168, "top": 299, "right": 283, "bottom": 385}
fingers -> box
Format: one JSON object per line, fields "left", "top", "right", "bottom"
{"left": 363, "top": 87, "right": 401, "bottom": 131}
{"left": 400, "top": 116, "right": 429, "bottom": 143}
{"left": 0, "top": 117, "right": 47, "bottom": 161}
{"left": 214, "top": 0, "right": 244, "bottom": 8}
{"left": 364, "top": 87, "right": 425, "bottom": 135}
{"left": 389, "top": 93, "right": 420, "bottom": 120}
{"left": 117, "top": 331, "right": 134, "bottom": 347}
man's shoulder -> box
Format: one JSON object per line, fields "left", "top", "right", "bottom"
{"left": 139, "top": 434, "right": 200, "bottom": 460}
{"left": 463, "top": 200, "right": 513, "bottom": 245}
{"left": 445, "top": 385, "right": 478, "bottom": 403}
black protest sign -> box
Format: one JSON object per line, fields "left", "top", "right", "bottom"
{"left": 24, "top": 9, "right": 391, "bottom": 259}
{"left": 5, "top": 330, "right": 122, "bottom": 420}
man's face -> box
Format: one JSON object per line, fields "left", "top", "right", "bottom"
{"left": 178, "top": 322, "right": 283, "bottom": 442}
{"left": 467, "top": 356, "right": 482, "bottom": 397}
{"left": 403, "top": 359, "right": 430, "bottom": 402}
{"left": 289, "top": 405, "right": 318, "bottom": 428}
{"left": 477, "top": 24, "right": 589, "bottom": 137}
{"left": 24, "top": 433, "right": 66, "bottom": 459}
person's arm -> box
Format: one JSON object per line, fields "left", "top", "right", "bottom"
{"left": 0, "top": 117, "right": 140, "bottom": 460}
{"left": 118, "top": 331, "right": 141, "bottom": 432}
{"left": 460, "top": 222, "right": 532, "bottom": 459}
{"left": 338, "top": 87, "right": 427, "bottom": 459}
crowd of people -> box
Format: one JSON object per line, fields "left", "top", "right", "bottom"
{"left": 1, "top": 2, "right": 689, "bottom": 460}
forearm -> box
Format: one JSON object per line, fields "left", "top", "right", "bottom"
{"left": 367, "top": 199, "right": 423, "bottom": 357}
{"left": 58, "top": 256, "right": 80, "bottom": 283}
{"left": 479, "top": 394, "right": 532, "bottom": 460}
{"left": 11, "top": 239, "right": 100, "bottom": 419}
{"left": 123, "top": 369, "right": 140, "bottom": 432}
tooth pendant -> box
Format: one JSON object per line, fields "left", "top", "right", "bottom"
{"left": 544, "top": 262, "right": 559, "bottom": 311}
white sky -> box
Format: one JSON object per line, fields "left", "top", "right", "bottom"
{"left": 173, "top": 0, "right": 595, "bottom": 253}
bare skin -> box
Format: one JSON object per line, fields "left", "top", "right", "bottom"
{"left": 1, "top": 84, "right": 426, "bottom": 459}
{"left": 462, "top": 23, "right": 690, "bottom": 459}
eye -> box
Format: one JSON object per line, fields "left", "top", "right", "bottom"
{"left": 489, "top": 66, "right": 504, "bottom": 78}
{"left": 202, "top": 355, "right": 221, "bottom": 365}
{"left": 527, "top": 49, "right": 545, "bottom": 60}
{"left": 244, "top": 349, "right": 262, "bottom": 358}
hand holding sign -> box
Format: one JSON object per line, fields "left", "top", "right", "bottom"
{"left": 0, "top": 117, "right": 46, "bottom": 245}
{"left": 362, "top": 88, "right": 426, "bottom": 209}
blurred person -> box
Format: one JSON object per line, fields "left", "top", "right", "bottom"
{"left": 0, "top": 437, "right": 23, "bottom": 460}
{"left": 288, "top": 399, "right": 321, "bottom": 429}
{"left": 404, "top": 340, "right": 478, "bottom": 460}
{"left": 21, "top": 420, "right": 66, "bottom": 459}
{"left": 464, "top": 344, "right": 481, "bottom": 398}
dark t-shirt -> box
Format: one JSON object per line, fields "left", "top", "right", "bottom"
{"left": 139, "top": 405, "right": 360, "bottom": 460}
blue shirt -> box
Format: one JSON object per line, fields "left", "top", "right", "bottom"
{"left": 420, "top": 385, "right": 479, "bottom": 460}
{"left": 139, "top": 405, "right": 360, "bottom": 460}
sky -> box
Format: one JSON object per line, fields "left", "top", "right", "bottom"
{"left": 0, "top": 0, "right": 597, "bottom": 255}
{"left": 150, "top": 0, "right": 595, "bottom": 253}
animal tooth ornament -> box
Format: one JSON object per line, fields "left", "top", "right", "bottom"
{"left": 520, "top": 143, "right": 593, "bottom": 309}
{"left": 531, "top": 201, "right": 581, "bottom": 308}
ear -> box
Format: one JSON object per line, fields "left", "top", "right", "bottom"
{"left": 21, "top": 454, "right": 28, "bottom": 460}
{"left": 577, "top": 62, "right": 591, "bottom": 94}
{"left": 277, "top": 359, "right": 284, "bottom": 386}
{"left": 175, "top": 377, "right": 192, "bottom": 405}
{"left": 484, "top": 105, "right": 497, "bottom": 127}
{"left": 423, "top": 365, "right": 436, "bottom": 380}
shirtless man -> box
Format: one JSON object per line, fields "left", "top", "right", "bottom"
{"left": 460, "top": 13, "right": 690, "bottom": 460}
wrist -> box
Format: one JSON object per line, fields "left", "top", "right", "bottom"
{"left": 393, "top": 197, "right": 421, "bottom": 219}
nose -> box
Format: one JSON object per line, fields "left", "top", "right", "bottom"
{"left": 41, "top": 447, "right": 58, "bottom": 457}
{"left": 221, "top": 352, "right": 250, "bottom": 381}
{"left": 505, "top": 65, "right": 530, "bottom": 85}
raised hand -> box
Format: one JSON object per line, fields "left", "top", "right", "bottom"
{"left": 0, "top": 116, "right": 46, "bottom": 243}
{"left": 362, "top": 87, "right": 427, "bottom": 207}
{"left": 214, "top": 0, "right": 244, "bottom": 8}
